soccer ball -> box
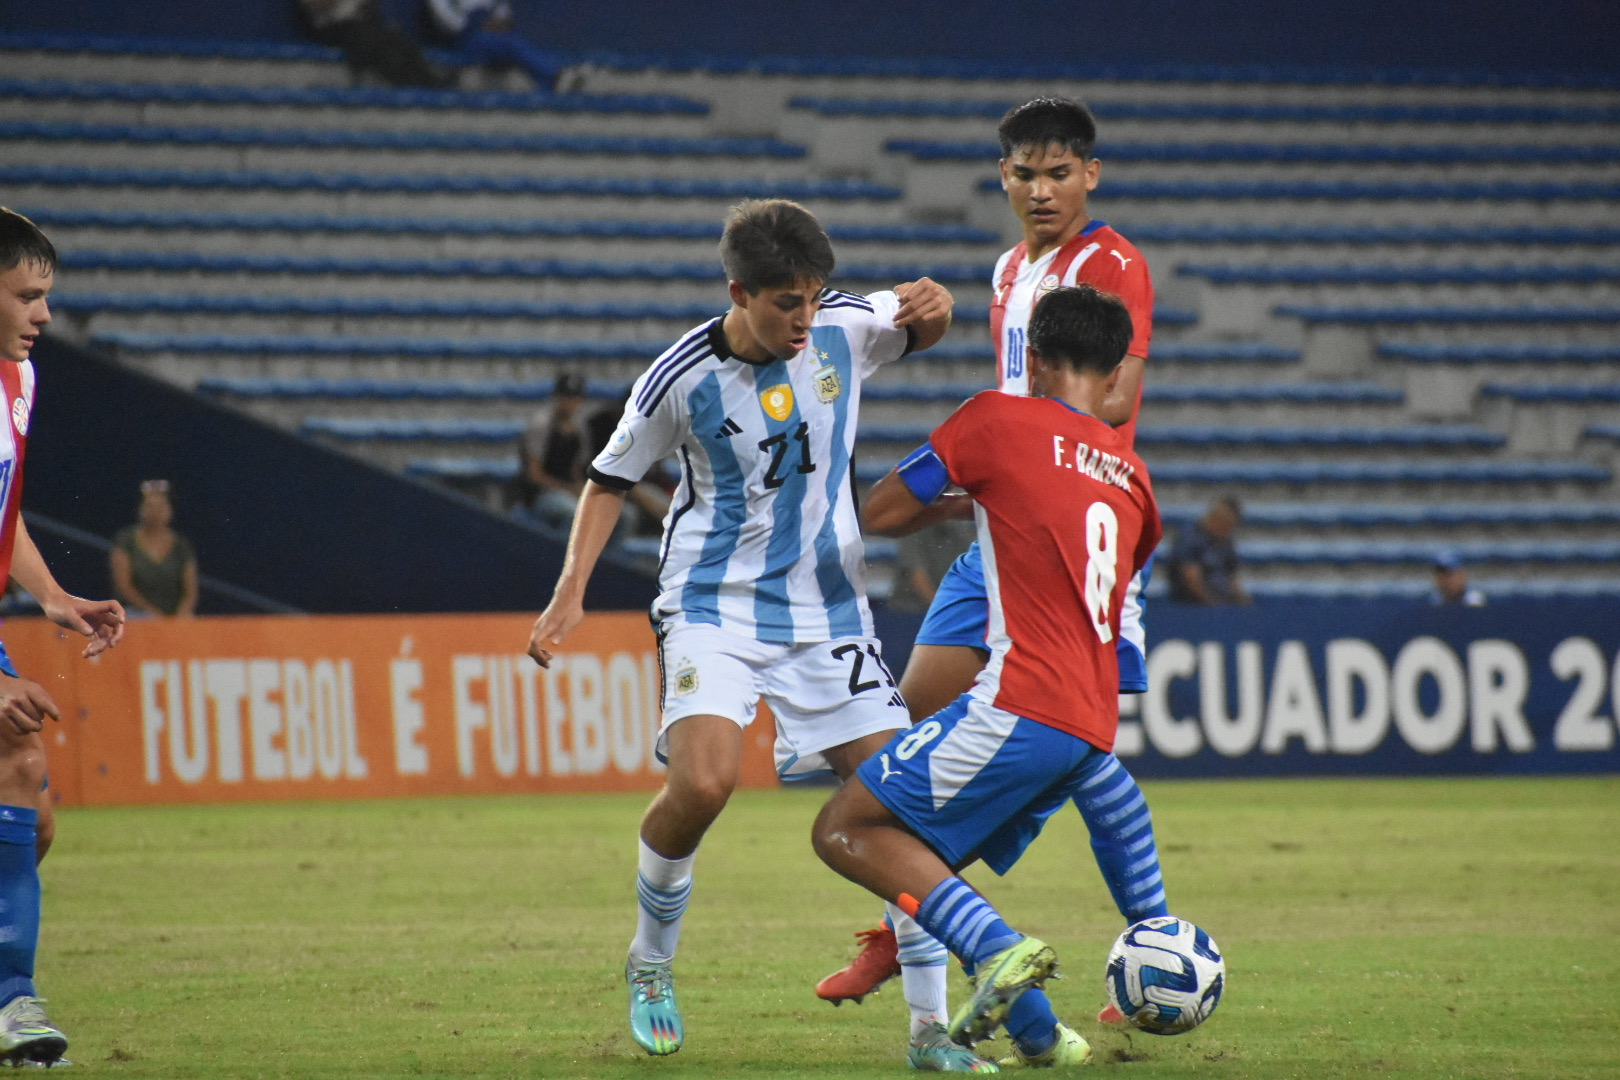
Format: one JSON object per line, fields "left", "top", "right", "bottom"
{"left": 1104, "top": 916, "right": 1225, "bottom": 1035}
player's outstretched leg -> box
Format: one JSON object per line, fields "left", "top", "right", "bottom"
{"left": 901, "top": 879, "right": 1056, "bottom": 1048}
{"left": 0, "top": 798, "right": 63, "bottom": 1069}
{"left": 625, "top": 840, "right": 692, "bottom": 1055}
{"left": 1073, "top": 752, "right": 1167, "bottom": 1024}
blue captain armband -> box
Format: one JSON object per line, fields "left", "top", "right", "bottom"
{"left": 896, "top": 443, "right": 951, "bottom": 504}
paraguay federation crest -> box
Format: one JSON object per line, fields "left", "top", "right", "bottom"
{"left": 1036, "top": 272, "right": 1062, "bottom": 297}
{"left": 10, "top": 396, "right": 27, "bottom": 437}
{"left": 760, "top": 383, "right": 794, "bottom": 422}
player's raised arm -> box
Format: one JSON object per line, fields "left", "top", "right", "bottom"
{"left": 526, "top": 479, "right": 628, "bottom": 668}
{"left": 862, "top": 444, "right": 974, "bottom": 537}
{"left": 891, "top": 277, "right": 954, "bottom": 353}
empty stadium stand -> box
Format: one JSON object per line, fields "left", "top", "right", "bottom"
{"left": 5, "top": 32, "right": 1617, "bottom": 599}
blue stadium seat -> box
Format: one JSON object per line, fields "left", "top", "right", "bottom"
{"left": 1479, "top": 383, "right": 1620, "bottom": 403}
{"left": 1247, "top": 578, "right": 1620, "bottom": 600}
{"left": 1281, "top": 305, "right": 1620, "bottom": 324}
{"left": 20, "top": 207, "right": 998, "bottom": 245}
{"left": 95, "top": 332, "right": 672, "bottom": 359}
{"left": 1381, "top": 343, "right": 1620, "bottom": 363}
{"left": 198, "top": 376, "right": 631, "bottom": 401}
{"left": 1120, "top": 224, "right": 1620, "bottom": 246}
{"left": 1130, "top": 460, "right": 1610, "bottom": 485}
{"left": 1586, "top": 424, "right": 1620, "bottom": 442}
{"left": 303, "top": 418, "right": 522, "bottom": 441}
{"left": 790, "top": 96, "right": 1620, "bottom": 125}
{"left": 1158, "top": 500, "right": 1620, "bottom": 529}
{"left": 0, "top": 75, "right": 707, "bottom": 115}
{"left": 978, "top": 179, "right": 1620, "bottom": 201}
{"left": 0, "top": 166, "right": 901, "bottom": 201}
{"left": 59, "top": 250, "right": 996, "bottom": 284}
{"left": 1236, "top": 539, "right": 1620, "bottom": 565}
{"left": 1181, "top": 263, "right": 1620, "bottom": 286}
{"left": 856, "top": 424, "right": 1500, "bottom": 449}
{"left": 0, "top": 120, "right": 805, "bottom": 159}
{"left": 891, "top": 139, "right": 1620, "bottom": 165}
{"left": 406, "top": 457, "right": 518, "bottom": 481}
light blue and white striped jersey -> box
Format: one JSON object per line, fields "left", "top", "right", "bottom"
{"left": 588, "top": 289, "right": 910, "bottom": 643}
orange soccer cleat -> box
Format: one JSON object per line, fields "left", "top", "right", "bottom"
{"left": 815, "top": 924, "right": 902, "bottom": 1005}
{"left": 1097, "top": 1002, "right": 1126, "bottom": 1024}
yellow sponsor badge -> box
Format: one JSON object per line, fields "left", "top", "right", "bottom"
{"left": 759, "top": 383, "right": 795, "bottom": 422}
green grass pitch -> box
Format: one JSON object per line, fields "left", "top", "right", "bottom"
{"left": 42, "top": 777, "right": 1619, "bottom": 1079}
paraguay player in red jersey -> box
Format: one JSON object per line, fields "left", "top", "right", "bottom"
{"left": 0, "top": 209, "right": 125, "bottom": 1067}
{"left": 813, "top": 286, "right": 1163, "bottom": 1066}
{"left": 817, "top": 96, "right": 1164, "bottom": 1031}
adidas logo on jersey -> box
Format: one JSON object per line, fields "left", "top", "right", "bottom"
{"left": 715, "top": 417, "right": 743, "bottom": 439}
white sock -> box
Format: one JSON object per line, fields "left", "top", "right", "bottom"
{"left": 628, "top": 839, "right": 695, "bottom": 966}
{"left": 888, "top": 903, "right": 949, "bottom": 1039}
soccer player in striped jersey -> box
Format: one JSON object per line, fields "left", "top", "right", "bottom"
{"left": 815, "top": 97, "right": 1168, "bottom": 1029}
{"left": 0, "top": 209, "right": 126, "bottom": 1067}
{"left": 814, "top": 285, "right": 1163, "bottom": 1066}
{"left": 525, "top": 201, "right": 991, "bottom": 1070}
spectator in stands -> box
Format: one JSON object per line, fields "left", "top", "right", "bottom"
{"left": 425, "top": 0, "right": 580, "bottom": 93}
{"left": 109, "top": 480, "right": 199, "bottom": 618}
{"left": 1430, "top": 551, "right": 1485, "bottom": 606}
{"left": 512, "top": 373, "right": 589, "bottom": 528}
{"left": 298, "top": 0, "right": 454, "bottom": 89}
{"left": 1167, "top": 495, "right": 1249, "bottom": 604}
{"left": 888, "top": 520, "right": 976, "bottom": 613}
{"left": 586, "top": 389, "right": 671, "bottom": 536}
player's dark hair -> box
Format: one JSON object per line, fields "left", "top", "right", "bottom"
{"left": 1027, "top": 285, "right": 1132, "bottom": 376}
{"left": 998, "top": 97, "right": 1098, "bottom": 161}
{"left": 719, "top": 199, "right": 835, "bottom": 293}
{"left": 0, "top": 208, "right": 56, "bottom": 273}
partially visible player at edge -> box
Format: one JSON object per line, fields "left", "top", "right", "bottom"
{"left": 816, "top": 97, "right": 1169, "bottom": 1026}
{"left": 525, "top": 201, "right": 995, "bottom": 1071}
{"left": 814, "top": 285, "right": 1163, "bottom": 1066}
{"left": 0, "top": 208, "right": 127, "bottom": 1067}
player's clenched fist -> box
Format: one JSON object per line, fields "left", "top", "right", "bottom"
{"left": 892, "top": 277, "right": 954, "bottom": 328}
{"left": 0, "top": 673, "right": 59, "bottom": 736}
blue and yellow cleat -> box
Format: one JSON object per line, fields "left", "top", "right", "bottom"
{"left": 997, "top": 1022, "right": 1093, "bottom": 1068}
{"left": 908, "top": 1021, "right": 1000, "bottom": 1072}
{"left": 0, "top": 996, "right": 67, "bottom": 1068}
{"left": 626, "top": 959, "right": 683, "bottom": 1056}
{"left": 947, "top": 937, "right": 1059, "bottom": 1049}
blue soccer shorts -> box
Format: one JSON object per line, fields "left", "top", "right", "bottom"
{"left": 857, "top": 692, "right": 1105, "bottom": 876}
{"left": 0, "top": 642, "right": 17, "bottom": 679}
{"left": 912, "top": 544, "right": 1153, "bottom": 693}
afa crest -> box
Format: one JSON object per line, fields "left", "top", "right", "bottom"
{"left": 813, "top": 363, "right": 842, "bottom": 404}
{"left": 759, "top": 383, "right": 794, "bottom": 422}
{"left": 672, "top": 661, "right": 699, "bottom": 697}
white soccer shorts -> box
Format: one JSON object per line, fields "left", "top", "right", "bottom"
{"left": 656, "top": 623, "right": 910, "bottom": 780}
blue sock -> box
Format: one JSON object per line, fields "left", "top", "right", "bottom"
{"left": 912, "top": 878, "right": 1021, "bottom": 969}
{"left": 1007, "top": 988, "right": 1060, "bottom": 1056}
{"left": 0, "top": 807, "right": 39, "bottom": 1005}
{"left": 1074, "top": 754, "right": 1169, "bottom": 921}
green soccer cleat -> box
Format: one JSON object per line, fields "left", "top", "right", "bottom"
{"left": 947, "top": 937, "right": 1059, "bottom": 1049}
{"left": 626, "top": 959, "right": 683, "bottom": 1056}
{"left": 0, "top": 997, "right": 67, "bottom": 1068}
{"left": 907, "top": 1021, "right": 1000, "bottom": 1073}
{"left": 996, "top": 1022, "right": 1093, "bottom": 1068}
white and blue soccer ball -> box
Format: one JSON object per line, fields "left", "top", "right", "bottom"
{"left": 1104, "top": 916, "right": 1225, "bottom": 1035}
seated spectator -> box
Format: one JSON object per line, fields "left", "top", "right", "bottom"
{"left": 1168, "top": 495, "right": 1249, "bottom": 604}
{"left": 511, "top": 373, "right": 589, "bottom": 528}
{"left": 299, "top": 0, "right": 454, "bottom": 88}
{"left": 110, "top": 480, "right": 198, "bottom": 618}
{"left": 586, "top": 389, "right": 670, "bottom": 534}
{"left": 1430, "top": 551, "right": 1485, "bottom": 606}
{"left": 425, "top": 0, "right": 580, "bottom": 93}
